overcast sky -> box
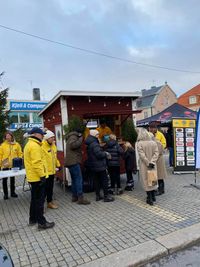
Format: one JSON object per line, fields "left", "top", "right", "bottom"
{"left": 0, "top": 0, "right": 200, "bottom": 101}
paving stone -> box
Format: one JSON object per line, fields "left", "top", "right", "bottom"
{"left": 1, "top": 167, "right": 200, "bottom": 267}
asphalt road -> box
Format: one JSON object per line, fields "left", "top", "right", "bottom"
{"left": 144, "top": 243, "right": 200, "bottom": 267}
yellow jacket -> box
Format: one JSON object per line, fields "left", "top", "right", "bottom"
{"left": 42, "top": 140, "right": 60, "bottom": 176}
{"left": 155, "top": 131, "right": 166, "bottom": 149}
{"left": 24, "top": 137, "right": 47, "bottom": 182}
{"left": 96, "top": 126, "right": 112, "bottom": 140}
{"left": 0, "top": 140, "right": 23, "bottom": 169}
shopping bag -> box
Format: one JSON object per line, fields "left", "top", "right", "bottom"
{"left": 147, "top": 169, "right": 158, "bottom": 187}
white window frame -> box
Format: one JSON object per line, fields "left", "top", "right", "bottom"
{"left": 189, "top": 95, "right": 197, "bottom": 104}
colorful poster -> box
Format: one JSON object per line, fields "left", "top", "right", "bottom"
{"left": 195, "top": 109, "right": 200, "bottom": 168}
{"left": 173, "top": 118, "right": 196, "bottom": 172}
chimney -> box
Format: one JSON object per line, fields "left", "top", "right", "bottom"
{"left": 33, "top": 88, "right": 40, "bottom": 100}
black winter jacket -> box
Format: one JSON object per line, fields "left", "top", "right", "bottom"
{"left": 123, "top": 147, "right": 137, "bottom": 171}
{"left": 85, "top": 135, "right": 107, "bottom": 172}
{"left": 105, "top": 140, "right": 124, "bottom": 167}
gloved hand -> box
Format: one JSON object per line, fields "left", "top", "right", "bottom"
{"left": 148, "top": 163, "right": 155, "bottom": 169}
{"left": 58, "top": 166, "right": 62, "bottom": 172}
{"left": 39, "top": 177, "right": 46, "bottom": 187}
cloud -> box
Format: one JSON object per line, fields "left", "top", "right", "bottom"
{"left": 0, "top": 0, "right": 199, "bottom": 100}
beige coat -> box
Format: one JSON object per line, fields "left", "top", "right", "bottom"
{"left": 156, "top": 140, "right": 167, "bottom": 180}
{"left": 137, "top": 140, "right": 159, "bottom": 191}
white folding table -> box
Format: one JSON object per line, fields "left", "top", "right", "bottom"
{"left": 0, "top": 169, "right": 29, "bottom": 191}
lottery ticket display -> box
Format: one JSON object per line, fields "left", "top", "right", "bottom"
{"left": 172, "top": 119, "right": 196, "bottom": 172}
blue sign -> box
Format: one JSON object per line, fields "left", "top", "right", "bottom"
{"left": 195, "top": 109, "right": 200, "bottom": 169}
{"left": 10, "top": 101, "right": 47, "bottom": 111}
{"left": 9, "top": 123, "right": 43, "bottom": 130}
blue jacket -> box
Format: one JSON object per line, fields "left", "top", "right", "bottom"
{"left": 85, "top": 135, "right": 107, "bottom": 172}
{"left": 105, "top": 140, "right": 124, "bottom": 167}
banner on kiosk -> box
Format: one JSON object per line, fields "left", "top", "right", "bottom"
{"left": 195, "top": 109, "right": 200, "bottom": 169}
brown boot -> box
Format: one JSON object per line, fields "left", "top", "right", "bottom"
{"left": 72, "top": 196, "right": 78, "bottom": 202}
{"left": 47, "top": 202, "right": 58, "bottom": 209}
{"left": 77, "top": 196, "right": 90, "bottom": 205}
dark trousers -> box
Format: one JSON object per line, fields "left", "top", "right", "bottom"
{"left": 126, "top": 170, "right": 133, "bottom": 183}
{"left": 93, "top": 170, "right": 108, "bottom": 197}
{"left": 2, "top": 168, "right": 15, "bottom": 196}
{"left": 29, "top": 181, "right": 46, "bottom": 225}
{"left": 169, "top": 147, "right": 174, "bottom": 167}
{"left": 108, "top": 166, "right": 121, "bottom": 188}
{"left": 45, "top": 174, "right": 55, "bottom": 203}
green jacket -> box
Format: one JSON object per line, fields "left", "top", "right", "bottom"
{"left": 65, "top": 132, "right": 83, "bottom": 167}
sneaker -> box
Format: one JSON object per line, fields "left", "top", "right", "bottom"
{"left": 47, "top": 202, "right": 58, "bottom": 209}
{"left": 104, "top": 196, "right": 115, "bottom": 202}
{"left": 96, "top": 195, "right": 103, "bottom": 201}
{"left": 72, "top": 196, "right": 78, "bottom": 202}
{"left": 11, "top": 192, "right": 18, "bottom": 198}
{"left": 116, "top": 188, "right": 123, "bottom": 195}
{"left": 29, "top": 220, "right": 37, "bottom": 226}
{"left": 38, "top": 221, "right": 55, "bottom": 230}
{"left": 77, "top": 196, "right": 90, "bottom": 205}
{"left": 4, "top": 195, "right": 9, "bottom": 200}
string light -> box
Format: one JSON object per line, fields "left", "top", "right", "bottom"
{"left": 71, "top": 105, "right": 74, "bottom": 110}
{"left": 88, "top": 97, "right": 91, "bottom": 103}
{"left": 104, "top": 102, "right": 106, "bottom": 107}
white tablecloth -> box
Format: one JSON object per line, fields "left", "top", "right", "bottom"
{"left": 0, "top": 169, "right": 26, "bottom": 179}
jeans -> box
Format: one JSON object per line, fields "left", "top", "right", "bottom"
{"left": 45, "top": 174, "right": 55, "bottom": 203}
{"left": 2, "top": 168, "right": 15, "bottom": 196}
{"left": 68, "top": 164, "right": 83, "bottom": 197}
{"left": 93, "top": 170, "right": 109, "bottom": 197}
{"left": 108, "top": 166, "right": 121, "bottom": 188}
{"left": 29, "top": 181, "right": 46, "bottom": 225}
{"left": 169, "top": 147, "right": 174, "bottom": 167}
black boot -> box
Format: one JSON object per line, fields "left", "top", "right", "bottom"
{"left": 151, "top": 191, "right": 156, "bottom": 202}
{"left": 146, "top": 192, "right": 153, "bottom": 206}
{"left": 160, "top": 180, "right": 165, "bottom": 194}
{"left": 156, "top": 180, "right": 162, "bottom": 196}
{"left": 104, "top": 195, "right": 114, "bottom": 202}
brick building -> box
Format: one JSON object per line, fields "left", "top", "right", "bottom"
{"left": 178, "top": 84, "right": 200, "bottom": 111}
{"left": 133, "top": 83, "right": 177, "bottom": 121}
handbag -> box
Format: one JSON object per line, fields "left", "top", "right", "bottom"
{"left": 2, "top": 158, "right": 10, "bottom": 168}
{"left": 147, "top": 169, "right": 158, "bottom": 187}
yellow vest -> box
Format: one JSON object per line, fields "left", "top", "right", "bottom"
{"left": 24, "top": 137, "right": 48, "bottom": 182}
{"left": 155, "top": 131, "right": 166, "bottom": 149}
{"left": 42, "top": 140, "right": 60, "bottom": 175}
{"left": 0, "top": 140, "right": 23, "bottom": 169}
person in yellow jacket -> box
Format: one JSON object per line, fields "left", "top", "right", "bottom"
{"left": 42, "top": 130, "right": 61, "bottom": 209}
{"left": 24, "top": 127, "right": 55, "bottom": 230}
{"left": 149, "top": 123, "right": 166, "bottom": 149}
{"left": 96, "top": 119, "right": 112, "bottom": 142}
{"left": 0, "top": 131, "right": 23, "bottom": 200}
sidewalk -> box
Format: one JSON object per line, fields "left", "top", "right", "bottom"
{"left": 0, "top": 168, "right": 200, "bottom": 267}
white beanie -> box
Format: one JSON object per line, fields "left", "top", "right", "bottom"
{"left": 44, "top": 130, "right": 55, "bottom": 140}
{"left": 90, "top": 129, "right": 99, "bottom": 137}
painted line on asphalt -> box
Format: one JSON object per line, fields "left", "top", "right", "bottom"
{"left": 118, "top": 194, "right": 186, "bottom": 223}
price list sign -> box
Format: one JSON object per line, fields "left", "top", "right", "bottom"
{"left": 172, "top": 118, "right": 196, "bottom": 173}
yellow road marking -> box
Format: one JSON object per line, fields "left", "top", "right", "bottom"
{"left": 118, "top": 194, "right": 186, "bottom": 223}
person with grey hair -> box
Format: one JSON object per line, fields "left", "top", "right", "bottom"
{"left": 137, "top": 128, "right": 159, "bottom": 205}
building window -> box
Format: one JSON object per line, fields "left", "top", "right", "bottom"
{"left": 9, "top": 112, "right": 19, "bottom": 123}
{"left": 189, "top": 96, "right": 197, "bottom": 104}
{"left": 32, "top": 113, "right": 42, "bottom": 123}
{"left": 19, "top": 112, "right": 30, "bottom": 123}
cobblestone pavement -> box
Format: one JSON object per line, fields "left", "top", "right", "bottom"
{"left": 1, "top": 166, "right": 200, "bottom": 267}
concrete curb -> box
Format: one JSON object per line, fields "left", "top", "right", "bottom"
{"left": 80, "top": 222, "right": 200, "bottom": 267}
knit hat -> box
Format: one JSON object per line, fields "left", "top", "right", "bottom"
{"left": 90, "top": 129, "right": 99, "bottom": 137}
{"left": 44, "top": 130, "right": 55, "bottom": 140}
